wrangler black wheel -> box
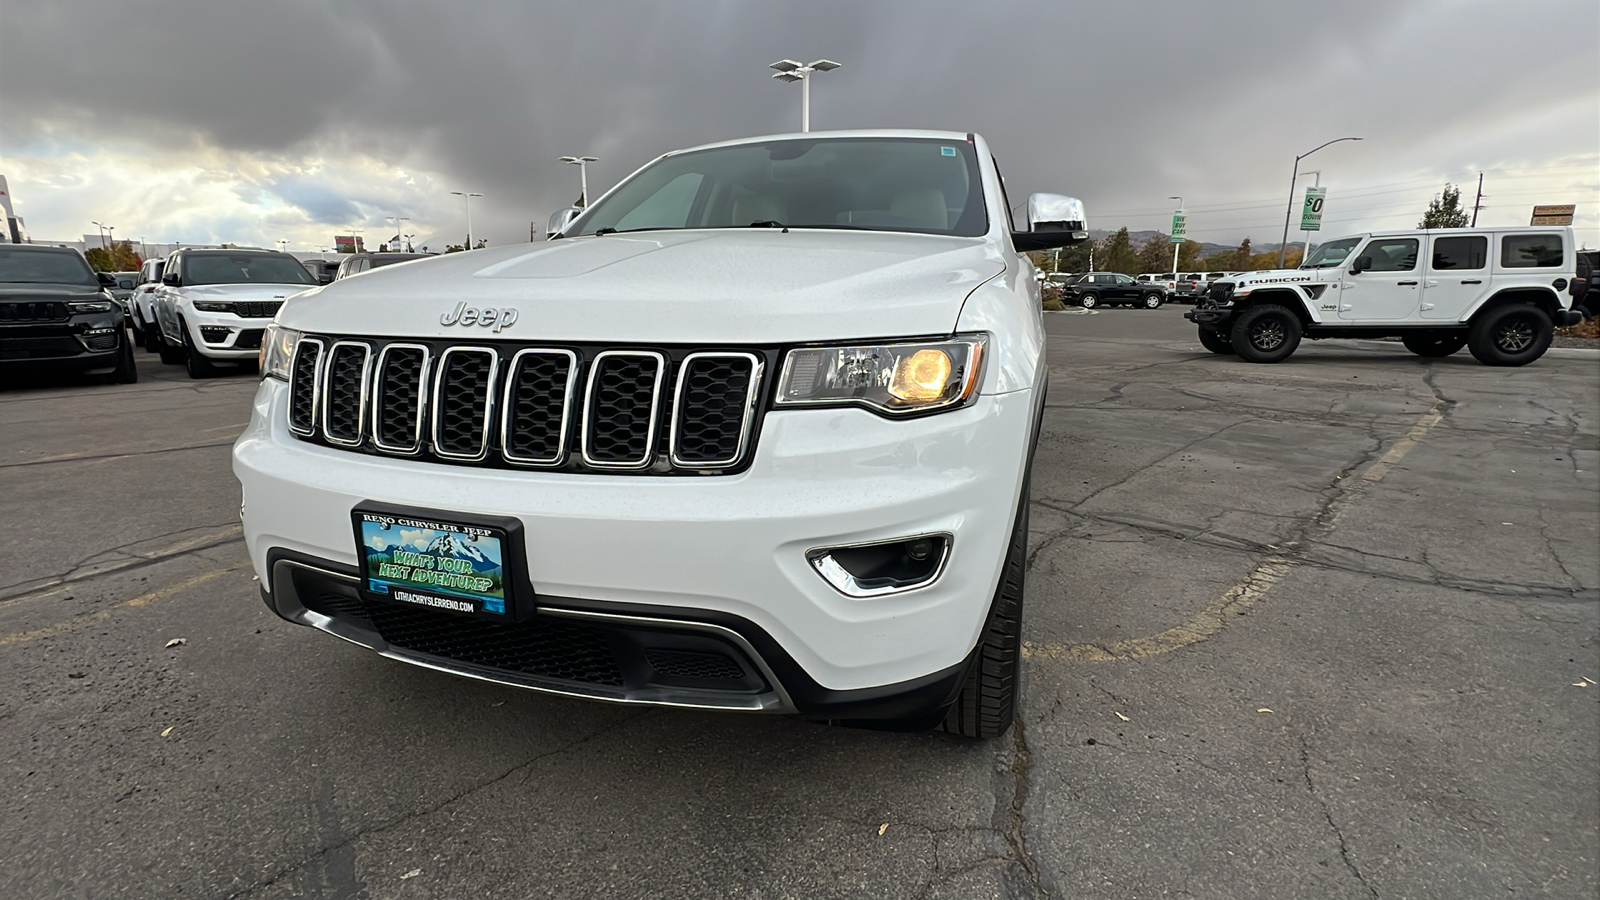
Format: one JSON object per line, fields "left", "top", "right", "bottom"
{"left": 1468, "top": 304, "right": 1552, "bottom": 367}
{"left": 1230, "top": 304, "right": 1301, "bottom": 363}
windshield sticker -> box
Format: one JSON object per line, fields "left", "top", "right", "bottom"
{"left": 941, "top": 147, "right": 957, "bottom": 157}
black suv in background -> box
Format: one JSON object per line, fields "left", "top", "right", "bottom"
{"left": 1058, "top": 271, "right": 1167, "bottom": 309}
{"left": 333, "top": 251, "right": 433, "bottom": 280}
{"left": 0, "top": 244, "right": 137, "bottom": 384}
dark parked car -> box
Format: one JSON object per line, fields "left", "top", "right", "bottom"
{"left": 334, "top": 251, "right": 434, "bottom": 280}
{"left": 0, "top": 244, "right": 137, "bottom": 383}
{"left": 1058, "top": 271, "right": 1167, "bottom": 309}
{"left": 1574, "top": 249, "right": 1599, "bottom": 318}
{"left": 299, "top": 258, "right": 341, "bottom": 285}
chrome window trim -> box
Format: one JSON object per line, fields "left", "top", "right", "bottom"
{"left": 580, "top": 349, "right": 666, "bottom": 469}
{"left": 286, "top": 337, "right": 327, "bottom": 437}
{"left": 369, "top": 342, "right": 433, "bottom": 455}
{"left": 668, "top": 351, "right": 764, "bottom": 469}
{"left": 429, "top": 346, "right": 499, "bottom": 462}
{"left": 500, "top": 348, "right": 579, "bottom": 466}
{"left": 805, "top": 531, "right": 954, "bottom": 598}
{"left": 320, "top": 341, "right": 374, "bottom": 447}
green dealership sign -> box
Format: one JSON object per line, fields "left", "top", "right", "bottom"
{"left": 1301, "top": 187, "right": 1327, "bottom": 231}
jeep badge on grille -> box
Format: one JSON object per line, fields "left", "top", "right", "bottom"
{"left": 441, "top": 302, "right": 518, "bottom": 332}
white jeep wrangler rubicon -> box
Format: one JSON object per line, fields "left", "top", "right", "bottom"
{"left": 1185, "top": 226, "right": 1582, "bottom": 365}
{"left": 234, "top": 130, "right": 1088, "bottom": 738}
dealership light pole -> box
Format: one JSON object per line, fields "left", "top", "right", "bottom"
{"left": 559, "top": 157, "right": 598, "bottom": 207}
{"left": 386, "top": 216, "right": 410, "bottom": 250}
{"left": 769, "top": 59, "right": 841, "bottom": 132}
{"left": 451, "top": 191, "right": 482, "bottom": 248}
{"left": 91, "top": 221, "right": 109, "bottom": 252}
{"left": 1279, "top": 137, "right": 1361, "bottom": 266}
{"left": 1168, "top": 196, "right": 1184, "bottom": 277}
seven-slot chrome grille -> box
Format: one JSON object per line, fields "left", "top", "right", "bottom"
{"left": 286, "top": 336, "right": 767, "bottom": 474}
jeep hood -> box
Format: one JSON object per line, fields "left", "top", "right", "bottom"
{"left": 0, "top": 283, "right": 107, "bottom": 301}
{"left": 277, "top": 230, "right": 1007, "bottom": 343}
{"left": 182, "top": 283, "right": 315, "bottom": 301}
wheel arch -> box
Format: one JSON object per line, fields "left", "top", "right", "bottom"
{"left": 1463, "top": 288, "right": 1564, "bottom": 324}
{"left": 1237, "top": 289, "right": 1318, "bottom": 325}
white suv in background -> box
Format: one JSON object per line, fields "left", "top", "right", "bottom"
{"left": 1187, "top": 227, "right": 1581, "bottom": 365}
{"left": 153, "top": 248, "right": 319, "bottom": 378}
{"left": 129, "top": 257, "right": 164, "bottom": 352}
{"left": 236, "top": 129, "right": 1088, "bottom": 738}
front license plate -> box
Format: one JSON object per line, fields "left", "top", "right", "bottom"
{"left": 353, "top": 507, "right": 520, "bottom": 620}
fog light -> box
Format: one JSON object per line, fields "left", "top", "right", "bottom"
{"left": 807, "top": 533, "right": 951, "bottom": 598}
{"left": 200, "top": 326, "right": 231, "bottom": 344}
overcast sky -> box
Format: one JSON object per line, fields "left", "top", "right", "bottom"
{"left": 3, "top": 0, "right": 1597, "bottom": 255}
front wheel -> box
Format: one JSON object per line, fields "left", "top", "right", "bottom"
{"left": 1401, "top": 331, "right": 1467, "bottom": 358}
{"left": 182, "top": 324, "right": 219, "bottom": 379}
{"left": 1467, "top": 304, "right": 1553, "bottom": 367}
{"left": 1143, "top": 293, "right": 1164, "bottom": 310}
{"left": 939, "top": 477, "right": 1028, "bottom": 739}
{"left": 1079, "top": 294, "right": 1098, "bottom": 309}
{"left": 1230, "top": 304, "right": 1302, "bottom": 363}
{"left": 111, "top": 337, "right": 139, "bottom": 384}
{"left": 1198, "top": 327, "right": 1236, "bottom": 354}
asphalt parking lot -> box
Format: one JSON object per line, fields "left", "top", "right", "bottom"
{"left": 2, "top": 310, "right": 1596, "bottom": 899}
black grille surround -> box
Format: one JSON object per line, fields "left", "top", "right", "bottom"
{"left": 288, "top": 335, "right": 773, "bottom": 476}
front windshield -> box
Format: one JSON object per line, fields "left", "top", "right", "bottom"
{"left": 185, "top": 253, "right": 316, "bottom": 286}
{"left": 0, "top": 249, "right": 98, "bottom": 285}
{"left": 1301, "top": 237, "right": 1361, "bottom": 268}
{"left": 571, "top": 137, "right": 987, "bottom": 238}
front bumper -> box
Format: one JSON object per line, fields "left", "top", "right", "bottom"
{"left": 1184, "top": 305, "right": 1234, "bottom": 328}
{"left": 235, "top": 376, "right": 1035, "bottom": 703}
{"left": 0, "top": 316, "right": 125, "bottom": 368}
{"left": 184, "top": 310, "right": 268, "bottom": 359}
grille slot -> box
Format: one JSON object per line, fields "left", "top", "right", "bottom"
{"left": 645, "top": 649, "right": 746, "bottom": 681}
{"left": 287, "top": 338, "right": 325, "bottom": 436}
{"left": 372, "top": 344, "right": 430, "bottom": 453}
{"left": 81, "top": 332, "right": 120, "bottom": 351}
{"left": 501, "top": 349, "right": 577, "bottom": 465}
{"left": 234, "top": 328, "right": 265, "bottom": 350}
{"left": 431, "top": 347, "right": 498, "bottom": 460}
{"left": 670, "top": 352, "right": 762, "bottom": 468}
{"left": 581, "top": 350, "right": 665, "bottom": 468}
{"left": 0, "top": 302, "right": 70, "bottom": 322}
{"left": 321, "top": 341, "right": 372, "bottom": 446}
{"left": 365, "top": 603, "right": 625, "bottom": 686}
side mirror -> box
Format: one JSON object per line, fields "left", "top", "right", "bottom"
{"left": 1013, "top": 193, "right": 1088, "bottom": 251}
{"left": 162, "top": 272, "right": 180, "bottom": 286}
{"left": 318, "top": 272, "right": 334, "bottom": 285}
{"left": 547, "top": 206, "right": 583, "bottom": 238}
{"left": 1349, "top": 255, "right": 1372, "bottom": 275}
{"left": 97, "top": 272, "right": 117, "bottom": 286}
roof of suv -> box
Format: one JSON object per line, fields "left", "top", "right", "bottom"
{"left": 669, "top": 128, "right": 976, "bottom": 156}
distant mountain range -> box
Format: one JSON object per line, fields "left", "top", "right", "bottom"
{"left": 1085, "top": 229, "right": 1305, "bottom": 257}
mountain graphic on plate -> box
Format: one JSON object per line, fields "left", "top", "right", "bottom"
{"left": 424, "top": 533, "right": 499, "bottom": 571}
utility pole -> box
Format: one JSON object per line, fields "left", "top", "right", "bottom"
{"left": 1471, "top": 172, "right": 1485, "bottom": 227}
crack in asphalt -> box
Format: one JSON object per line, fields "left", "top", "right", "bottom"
{"left": 224, "top": 708, "right": 654, "bottom": 900}
{"left": 1002, "top": 719, "right": 1047, "bottom": 899}
{"left": 0, "top": 522, "right": 244, "bottom": 602}
{"left": 0, "top": 439, "right": 239, "bottom": 469}
{"left": 1299, "top": 736, "right": 1379, "bottom": 898}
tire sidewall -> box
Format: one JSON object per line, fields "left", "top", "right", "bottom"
{"left": 1468, "top": 304, "right": 1553, "bottom": 367}
{"left": 1230, "top": 304, "right": 1302, "bottom": 363}
{"left": 1144, "top": 293, "right": 1163, "bottom": 310}
{"left": 1080, "top": 293, "right": 1098, "bottom": 309}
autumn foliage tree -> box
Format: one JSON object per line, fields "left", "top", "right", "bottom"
{"left": 84, "top": 241, "right": 142, "bottom": 272}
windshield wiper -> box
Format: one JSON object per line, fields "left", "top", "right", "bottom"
{"left": 747, "top": 220, "right": 786, "bottom": 230}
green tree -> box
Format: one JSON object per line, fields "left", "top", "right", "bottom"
{"left": 84, "top": 242, "right": 142, "bottom": 271}
{"left": 1096, "top": 227, "right": 1139, "bottom": 274}
{"left": 1233, "top": 237, "right": 1252, "bottom": 270}
{"left": 1419, "top": 184, "right": 1470, "bottom": 228}
{"left": 1176, "top": 239, "right": 1204, "bottom": 270}
{"left": 1136, "top": 233, "right": 1171, "bottom": 274}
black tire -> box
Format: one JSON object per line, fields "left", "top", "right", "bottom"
{"left": 111, "top": 335, "right": 139, "bottom": 384}
{"left": 1198, "top": 327, "right": 1236, "bottom": 354}
{"left": 1400, "top": 331, "right": 1467, "bottom": 358}
{"left": 157, "top": 329, "right": 184, "bottom": 365}
{"left": 1080, "top": 293, "right": 1098, "bottom": 309}
{"left": 939, "top": 476, "right": 1028, "bottom": 740}
{"left": 1230, "top": 304, "right": 1302, "bottom": 363}
{"left": 1142, "top": 292, "right": 1164, "bottom": 310}
{"left": 141, "top": 316, "right": 162, "bottom": 352}
{"left": 1467, "top": 304, "right": 1553, "bottom": 367}
{"left": 182, "top": 323, "right": 219, "bottom": 378}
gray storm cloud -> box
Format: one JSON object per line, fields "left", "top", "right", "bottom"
{"left": 2, "top": 0, "right": 1596, "bottom": 246}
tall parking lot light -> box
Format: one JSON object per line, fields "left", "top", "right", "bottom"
{"left": 1279, "top": 137, "right": 1361, "bottom": 267}
{"left": 769, "top": 59, "right": 841, "bottom": 133}
{"left": 1168, "top": 196, "right": 1184, "bottom": 277}
{"left": 450, "top": 192, "right": 482, "bottom": 248}
{"left": 559, "top": 157, "right": 598, "bottom": 207}
{"left": 91, "top": 221, "right": 110, "bottom": 253}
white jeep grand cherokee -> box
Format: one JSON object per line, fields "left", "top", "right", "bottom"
{"left": 154, "top": 248, "right": 319, "bottom": 378}
{"left": 234, "top": 130, "right": 1087, "bottom": 738}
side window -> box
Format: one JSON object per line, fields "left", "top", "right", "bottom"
{"left": 615, "top": 173, "right": 705, "bottom": 231}
{"left": 1116, "top": 274, "right": 1135, "bottom": 285}
{"left": 1362, "top": 238, "right": 1419, "bottom": 272}
{"left": 1501, "top": 234, "right": 1563, "bottom": 268}
{"left": 1430, "top": 236, "right": 1487, "bottom": 270}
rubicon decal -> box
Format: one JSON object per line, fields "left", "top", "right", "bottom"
{"left": 440, "top": 302, "right": 519, "bottom": 332}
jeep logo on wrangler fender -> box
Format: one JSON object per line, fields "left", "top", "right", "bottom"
{"left": 440, "top": 302, "right": 518, "bottom": 332}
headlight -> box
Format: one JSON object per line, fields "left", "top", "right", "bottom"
{"left": 69, "top": 301, "right": 114, "bottom": 312}
{"left": 775, "top": 336, "right": 985, "bottom": 416}
{"left": 193, "top": 300, "right": 235, "bottom": 312}
{"left": 260, "top": 323, "right": 302, "bottom": 380}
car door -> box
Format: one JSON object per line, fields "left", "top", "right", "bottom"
{"left": 1114, "top": 274, "right": 1144, "bottom": 302}
{"left": 1420, "top": 234, "right": 1489, "bottom": 320}
{"left": 1336, "top": 236, "right": 1422, "bottom": 320}
{"left": 154, "top": 254, "right": 181, "bottom": 339}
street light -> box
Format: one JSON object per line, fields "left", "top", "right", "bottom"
{"left": 1279, "top": 137, "right": 1362, "bottom": 266}
{"left": 276, "top": 239, "right": 290, "bottom": 254}
{"left": 769, "top": 58, "right": 841, "bottom": 133}
{"left": 91, "top": 221, "right": 109, "bottom": 252}
{"left": 450, "top": 191, "right": 483, "bottom": 248}
{"left": 386, "top": 216, "right": 410, "bottom": 250}
{"left": 558, "top": 157, "right": 598, "bottom": 207}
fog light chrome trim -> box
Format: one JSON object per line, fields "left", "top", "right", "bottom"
{"left": 806, "top": 532, "right": 953, "bottom": 598}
